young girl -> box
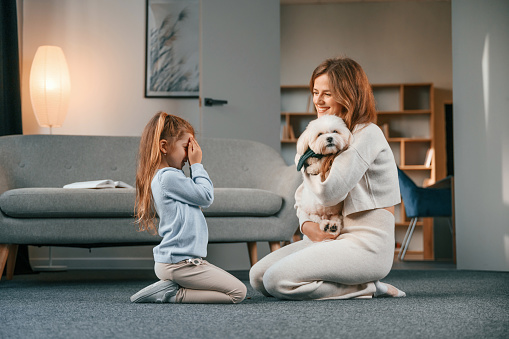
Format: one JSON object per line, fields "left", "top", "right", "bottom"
{"left": 250, "top": 57, "right": 406, "bottom": 300}
{"left": 130, "top": 112, "right": 246, "bottom": 304}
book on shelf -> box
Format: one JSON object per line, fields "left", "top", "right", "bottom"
{"left": 63, "top": 180, "right": 133, "bottom": 189}
{"left": 281, "top": 124, "right": 296, "bottom": 141}
{"left": 280, "top": 124, "right": 287, "bottom": 140}
{"left": 424, "top": 148, "right": 434, "bottom": 167}
{"left": 288, "top": 125, "right": 295, "bottom": 140}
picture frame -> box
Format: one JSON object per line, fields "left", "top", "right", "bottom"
{"left": 145, "top": 0, "right": 199, "bottom": 98}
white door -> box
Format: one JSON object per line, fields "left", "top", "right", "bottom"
{"left": 199, "top": 0, "right": 280, "bottom": 151}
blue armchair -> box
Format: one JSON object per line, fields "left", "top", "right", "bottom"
{"left": 397, "top": 167, "right": 453, "bottom": 260}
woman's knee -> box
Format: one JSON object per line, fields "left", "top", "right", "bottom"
{"left": 262, "top": 266, "right": 292, "bottom": 298}
{"left": 249, "top": 261, "right": 265, "bottom": 291}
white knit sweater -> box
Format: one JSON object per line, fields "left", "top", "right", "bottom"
{"left": 295, "top": 123, "right": 401, "bottom": 226}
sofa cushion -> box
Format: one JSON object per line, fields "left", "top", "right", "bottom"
{"left": 0, "top": 188, "right": 136, "bottom": 218}
{"left": 0, "top": 187, "right": 282, "bottom": 218}
{"left": 203, "top": 188, "right": 282, "bottom": 217}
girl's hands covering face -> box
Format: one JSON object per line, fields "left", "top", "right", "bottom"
{"left": 188, "top": 137, "right": 202, "bottom": 165}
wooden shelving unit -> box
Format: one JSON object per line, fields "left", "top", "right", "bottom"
{"left": 280, "top": 83, "right": 436, "bottom": 260}
{"left": 373, "top": 83, "right": 435, "bottom": 259}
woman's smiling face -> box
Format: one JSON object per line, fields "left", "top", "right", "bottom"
{"left": 312, "top": 74, "right": 344, "bottom": 118}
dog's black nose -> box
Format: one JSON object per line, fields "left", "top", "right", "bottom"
{"left": 327, "top": 137, "right": 333, "bottom": 143}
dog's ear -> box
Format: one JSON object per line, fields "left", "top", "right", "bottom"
{"left": 294, "top": 153, "right": 301, "bottom": 166}
{"left": 296, "top": 128, "right": 311, "bottom": 155}
{"left": 338, "top": 125, "right": 353, "bottom": 148}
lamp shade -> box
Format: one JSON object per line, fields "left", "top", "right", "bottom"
{"left": 29, "top": 46, "right": 71, "bottom": 128}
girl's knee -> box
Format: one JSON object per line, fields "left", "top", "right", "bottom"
{"left": 230, "top": 281, "right": 247, "bottom": 304}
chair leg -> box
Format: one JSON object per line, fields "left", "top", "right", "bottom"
{"left": 399, "top": 219, "right": 413, "bottom": 258}
{"left": 447, "top": 216, "right": 457, "bottom": 264}
{"left": 247, "top": 242, "right": 258, "bottom": 267}
{"left": 269, "top": 241, "right": 281, "bottom": 252}
{"left": 399, "top": 218, "right": 418, "bottom": 261}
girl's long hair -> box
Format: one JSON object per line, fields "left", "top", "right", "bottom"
{"left": 309, "top": 57, "right": 377, "bottom": 131}
{"left": 135, "top": 112, "right": 194, "bottom": 234}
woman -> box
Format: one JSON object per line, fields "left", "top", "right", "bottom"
{"left": 249, "top": 57, "right": 406, "bottom": 300}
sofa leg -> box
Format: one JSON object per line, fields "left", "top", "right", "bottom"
{"left": 0, "top": 244, "right": 18, "bottom": 281}
{"left": 0, "top": 245, "right": 8, "bottom": 281}
{"left": 247, "top": 242, "right": 258, "bottom": 266}
{"left": 6, "top": 245, "right": 18, "bottom": 280}
{"left": 292, "top": 228, "right": 302, "bottom": 242}
{"left": 269, "top": 241, "right": 281, "bottom": 252}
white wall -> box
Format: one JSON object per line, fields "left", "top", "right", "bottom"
{"left": 281, "top": 2, "right": 452, "bottom": 87}
{"left": 452, "top": 0, "right": 509, "bottom": 272}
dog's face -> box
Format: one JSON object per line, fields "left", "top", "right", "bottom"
{"left": 296, "top": 115, "right": 352, "bottom": 156}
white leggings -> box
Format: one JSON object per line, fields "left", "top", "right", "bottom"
{"left": 249, "top": 208, "right": 395, "bottom": 300}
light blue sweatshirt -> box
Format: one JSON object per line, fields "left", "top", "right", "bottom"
{"left": 151, "top": 163, "right": 214, "bottom": 264}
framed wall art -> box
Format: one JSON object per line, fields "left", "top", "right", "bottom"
{"left": 145, "top": 0, "right": 199, "bottom": 98}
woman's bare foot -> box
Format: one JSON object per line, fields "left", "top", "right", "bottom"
{"left": 374, "top": 281, "right": 406, "bottom": 298}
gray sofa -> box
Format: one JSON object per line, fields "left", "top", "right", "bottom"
{"left": 0, "top": 135, "right": 301, "bottom": 280}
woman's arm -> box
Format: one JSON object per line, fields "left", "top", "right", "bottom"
{"left": 303, "top": 124, "right": 384, "bottom": 206}
{"left": 301, "top": 221, "right": 337, "bottom": 242}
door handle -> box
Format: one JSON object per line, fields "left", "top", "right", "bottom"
{"left": 204, "top": 98, "right": 228, "bottom": 107}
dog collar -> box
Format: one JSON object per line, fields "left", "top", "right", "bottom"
{"left": 297, "top": 148, "right": 324, "bottom": 171}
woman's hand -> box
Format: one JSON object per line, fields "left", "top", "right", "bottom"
{"left": 188, "top": 137, "right": 202, "bottom": 165}
{"left": 301, "top": 221, "right": 337, "bottom": 242}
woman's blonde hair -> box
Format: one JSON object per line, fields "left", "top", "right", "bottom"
{"left": 135, "top": 112, "right": 195, "bottom": 234}
{"left": 309, "top": 57, "right": 377, "bottom": 131}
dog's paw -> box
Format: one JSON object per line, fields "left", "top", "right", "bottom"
{"left": 320, "top": 219, "right": 341, "bottom": 236}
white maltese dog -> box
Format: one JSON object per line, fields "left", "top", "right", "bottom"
{"left": 295, "top": 115, "right": 352, "bottom": 237}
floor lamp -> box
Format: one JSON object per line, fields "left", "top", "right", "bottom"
{"left": 29, "top": 45, "right": 71, "bottom": 271}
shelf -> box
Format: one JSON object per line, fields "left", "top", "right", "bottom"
{"left": 396, "top": 221, "right": 424, "bottom": 227}
{"left": 388, "top": 137, "right": 431, "bottom": 143}
{"left": 399, "top": 165, "right": 432, "bottom": 171}
{"left": 377, "top": 110, "right": 431, "bottom": 115}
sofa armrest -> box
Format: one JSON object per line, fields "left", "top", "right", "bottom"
{"left": 0, "top": 164, "right": 12, "bottom": 195}
{"left": 263, "top": 164, "right": 302, "bottom": 228}
{"left": 265, "top": 164, "right": 302, "bottom": 200}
